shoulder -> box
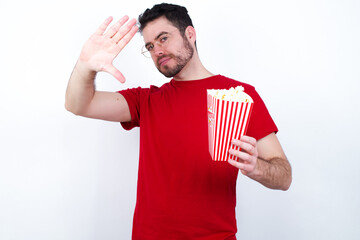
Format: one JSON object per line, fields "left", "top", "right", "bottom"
{"left": 118, "top": 86, "right": 147, "bottom": 97}
{"left": 118, "top": 80, "right": 173, "bottom": 99}
{"left": 148, "top": 81, "right": 173, "bottom": 94}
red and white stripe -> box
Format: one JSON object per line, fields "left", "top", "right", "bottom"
{"left": 207, "top": 92, "right": 253, "bottom": 161}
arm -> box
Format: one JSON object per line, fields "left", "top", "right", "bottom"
{"left": 65, "top": 16, "right": 138, "bottom": 122}
{"left": 228, "top": 133, "right": 292, "bottom": 191}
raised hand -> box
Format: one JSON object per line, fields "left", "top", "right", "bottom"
{"left": 79, "top": 16, "right": 138, "bottom": 83}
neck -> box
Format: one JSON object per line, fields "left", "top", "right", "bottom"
{"left": 173, "top": 52, "right": 214, "bottom": 81}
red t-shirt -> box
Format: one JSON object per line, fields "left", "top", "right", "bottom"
{"left": 119, "top": 75, "right": 278, "bottom": 240}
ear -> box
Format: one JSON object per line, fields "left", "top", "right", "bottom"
{"left": 185, "top": 26, "right": 196, "bottom": 43}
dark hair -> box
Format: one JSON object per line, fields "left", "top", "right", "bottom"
{"left": 138, "top": 3, "right": 194, "bottom": 36}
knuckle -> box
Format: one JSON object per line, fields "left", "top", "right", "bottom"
{"left": 244, "top": 154, "right": 251, "bottom": 162}
{"left": 248, "top": 145, "right": 254, "bottom": 152}
{"left": 250, "top": 146, "right": 256, "bottom": 154}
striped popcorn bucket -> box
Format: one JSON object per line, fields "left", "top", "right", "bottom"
{"left": 207, "top": 91, "right": 254, "bottom": 161}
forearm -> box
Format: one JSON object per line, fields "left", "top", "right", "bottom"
{"left": 249, "top": 156, "right": 292, "bottom": 191}
{"left": 65, "top": 61, "right": 97, "bottom": 115}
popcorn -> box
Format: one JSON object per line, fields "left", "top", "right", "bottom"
{"left": 207, "top": 86, "right": 253, "bottom": 102}
{"left": 207, "top": 86, "right": 254, "bottom": 161}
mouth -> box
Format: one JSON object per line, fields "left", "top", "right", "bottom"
{"left": 158, "top": 56, "right": 172, "bottom": 66}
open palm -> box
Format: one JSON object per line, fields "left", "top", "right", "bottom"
{"left": 79, "top": 16, "right": 138, "bottom": 83}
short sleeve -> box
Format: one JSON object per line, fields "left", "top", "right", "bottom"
{"left": 245, "top": 87, "right": 278, "bottom": 140}
{"left": 118, "top": 87, "right": 147, "bottom": 130}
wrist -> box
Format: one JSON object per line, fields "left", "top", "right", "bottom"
{"left": 247, "top": 157, "right": 266, "bottom": 180}
{"left": 74, "top": 60, "right": 97, "bottom": 82}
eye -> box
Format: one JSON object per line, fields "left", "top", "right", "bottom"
{"left": 160, "top": 35, "right": 168, "bottom": 43}
{"left": 146, "top": 44, "right": 154, "bottom": 51}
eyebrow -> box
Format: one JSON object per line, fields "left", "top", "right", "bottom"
{"left": 145, "top": 31, "right": 169, "bottom": 48}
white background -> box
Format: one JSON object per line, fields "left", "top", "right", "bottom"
{"left": 1, "top": 0, "right": 359, "bottom": 239}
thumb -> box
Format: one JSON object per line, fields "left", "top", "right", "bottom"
{"left": 105, "top": 65, "right": 126, "bottom": 83}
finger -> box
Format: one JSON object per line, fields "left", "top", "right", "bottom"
{"left": 104, "top": 15, "right": 130, "bottom": 38}
{"left": 94, "top": 16, "right": 113, "bottom": 35}
{"left": 228, "top": 159, "right": 251, "bottom": 173}
{"left": 115, "top": 25, "right": 139, "bottom": 51}
{"left": 104, "top": 65, "right": 126, "bottom": 83}
{"left": 231, "top": 138, "right": 256, "bottom": 155}
{"left": 112, "top": 18, "right": 138, "bottom": 44}
{"left": 229, "top": 149, "right": 253, "bottom": 163}
{"left": 240, "top": 135, "right": 257, "bottom": 146}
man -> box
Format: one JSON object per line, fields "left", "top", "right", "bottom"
{"left": 65, "top": 3, "right": 291, "bottom": 240}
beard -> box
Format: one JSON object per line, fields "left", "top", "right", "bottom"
{"left": 156, "top": 38, "right": 194, "bottom": 78}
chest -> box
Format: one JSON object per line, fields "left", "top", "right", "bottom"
{"left": 140, "top": 87, "right": 208, "bottom": 147}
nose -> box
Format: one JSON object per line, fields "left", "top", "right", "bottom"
{"left": 153, "top": 44, "right": 164, "bottom": 57}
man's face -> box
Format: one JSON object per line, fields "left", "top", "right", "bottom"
{"left": 142, "top": 17, "right": 194, "bottom": 78}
